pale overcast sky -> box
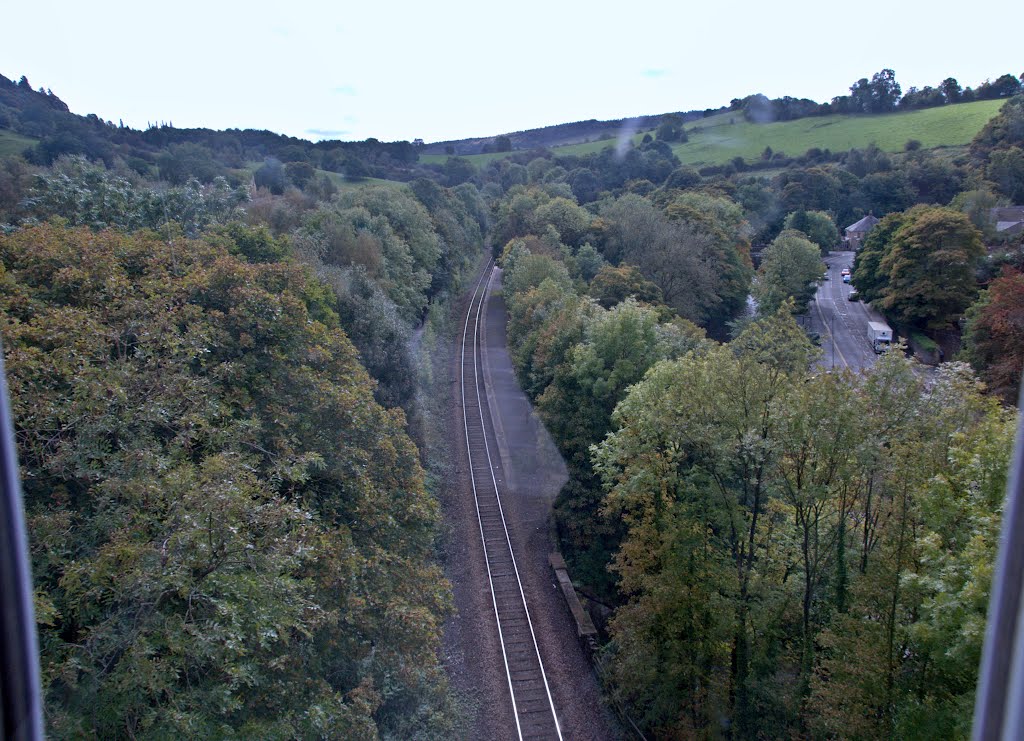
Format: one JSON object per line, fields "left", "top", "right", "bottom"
{"left": 2, "top": 0, "right": 1020, "bottom": 143}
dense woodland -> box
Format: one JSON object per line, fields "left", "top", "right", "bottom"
{"left": 1, "top": 68, "right": 1023, "bottom": 738}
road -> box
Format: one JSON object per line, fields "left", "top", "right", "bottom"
{"left": 807, "top": 250, "right": 886, "bottom": 372}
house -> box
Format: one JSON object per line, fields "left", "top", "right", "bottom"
{"left": 990, "top": 206, "right": 1024, "bottom": 236}
{"left": 844, "top": 214, "right": 880, "bottom": 250}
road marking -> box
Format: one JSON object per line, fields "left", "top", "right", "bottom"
{"left": 813, "top": 283, "right": 850, "bottom": 369}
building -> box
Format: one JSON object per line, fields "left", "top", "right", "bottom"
{"left": 990, "top": 206, "right": 1024, "bottom": 236}
{"left": 844, "top": 214, "right": 880, "bottom": 250}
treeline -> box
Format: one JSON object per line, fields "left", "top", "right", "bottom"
{"left": 597, "top": 336, "right": 1016, "bottom": 738}
{"left": 0, "top": 103, "right": 487, "bottom": 734}
{"left": 485, "top": 90, "right": 1024, "bottom": 736}
{"left": 732, "top": 69, "right": 1023, "bottom": 124}
{"left": 500, "top": 243, "right": 1018, "bottom": 737}
{"left": 0, "top": 73, "right": 430, "bottom": 183}
{"left": 453, "top": 106, "right": 1018, "bottom": 250}
{"left": 459, "top": 89, "right": 1024, "bottom": 401}
{"left": 1, "top": 224, "right": 456, "bottom": 737}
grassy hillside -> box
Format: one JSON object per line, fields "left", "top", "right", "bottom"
{"left": 421, "top": 99, "right": 1005, "bottom": 168}
{"left": 323, "top": 172, "right": 408, "bottom": 191}
{"left": 666, "top": 98, "right": 1004, "bottom": 166}
{"left": 0, "top": 128, "right": 37, "bottom": 157}
{"left": 419, "top": 149, "right": 530, "bottom": 166}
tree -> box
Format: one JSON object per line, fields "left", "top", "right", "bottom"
{"left": 284, "top": 160, "right": 316, "bottom": 189}
{"left": 443, "top": 156, "right": 475, "bottom": 186}
{"left": 594, "top": 311, "right": 814, "bottom": 736}
{"left": 534, "top": 196, "right": 593, "bottom": 247}
{"left": 254, "top": 156, "right": 287, "bottom": 194}
{"left": 876, "top": 206, "right": 984, "bottom": 328}
{"left": 941, "top": 77, "right": 963, "bottom": 103}
{"left": 655, "top": 114, "right": 687, "bottom": 143}
{"left": 950, "top": 187, "right": 1005, "bottom": 239}
{"left": 852, "top": 210, "right": 909, "bottom": 303}
{"left": 971, "top": 95, "right": 1024, "bottom": 158}
{"left": 870, "top": 69, "right": 902, "bottom": 112}
{"left": 961, "top": 267, "right": 1024, "bottom": 403}
{"left": 783, "top": 209, "right": 839, "bottom": 253}
{"left": 663, "top": 165, "right": 701, "bottom": 190}
{"left": 664, "top": 191, "right": 755, "bottom": 331}
{"left": 569, "top": 167, "right": 601, "bottom": 203}
{"left": 571, "top": 242, "right": 604, "bottom": 282}
{"left": 0, "top": 224, "right": 456, "bottom": 737}
{"left": 588, "top": 263, "right": 662, "bottom": 308}
{"left": 987, "top": 146, "right": 1024, "bottom": 202}
{"left": 754, "top": 229, "right": 823, "bottom": 314}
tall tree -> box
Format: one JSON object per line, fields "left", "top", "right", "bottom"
{"left": 962, "top": 267, "right": 1024, "bottom": 403}
{"left": 876, "top": 206, "right": 984, "bottom": 328}
{"left": 754, "top": 229, "right": 823, "bottom": 314}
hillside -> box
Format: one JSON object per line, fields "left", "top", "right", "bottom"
{"left": 420, "top": 99, "right": 1005, "bottom": 167}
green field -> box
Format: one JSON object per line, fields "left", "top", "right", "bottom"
{"left": 323, "top": 172, "right": 407, "bottom": 192}
{"left": 242, "top": 160, "right": 406, "bottom": 192}
{"left": 0, "top": 129, "right": 37, "bottom": 157}
{"left": 418, "top": 149, "right": 528, "bottom": 167}
{"left": 419, "top": 99, "right": 1006, "bottom": 169}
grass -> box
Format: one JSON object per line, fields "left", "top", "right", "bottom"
{"left": 242, "top": 161, "right": 407, "bottom": 192}
{"left": 0, "top": 129, "right": 37, "bottom": 157}
{"left": 420, "top": 99, "right": 1005, "bottom": 169}
{"left": 910, "top": 332, "right": 939, "bottom": 353}
{"left": 418, "top": 150, "right": 532, "bottom": 167}
{"left": 324, "top": 172, "right": 408, "bottom": 192}
{"left": 664, "top": 99, "right": 1005, "bottom": 166}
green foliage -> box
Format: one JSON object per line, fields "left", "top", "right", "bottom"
{"left": 783, "top": 209, "right": 839, "bottom": 252}
{"left": 852, "top": 210, "right": 908, "bottom": 302}
{"left": 213, "top": 221, "right": 290, "bottom": 263}
{"left": 655, "top": 114, "right": 687, "bottom": 143}
{"left": 878, "top": 206, "right": 984, "bottom": 328}
{"left": 987, "top": 146, "right": 1024, "bottom": 202}
{"left": 595, "top": 323, "right": 1016, "bottom": 737}
{"left": 597, "top": 192, "right": 752, "bottom": 332}
{"left": 754, "top": 229, "right": 823, "bottom": 314}
{"left": 1, "top": 224, "right": 456, "bottom": 737}
{"left": 588, "top": 263, "right": 662, "bottom": 309}
{"left": 971, "top": 95, "right": 1024, "bottom": 158}
{"left": 534, "top": 196, "right": 593, "bottom": 247}
{"left": 157, "top": 142, "right": 227, "bottom": 185}
{"left": 854, "top": 206, "right": 984, "bottom": 329}
{"left": 950, "top": 187, "right": 1005, "bottom": 239}
{"left": 20, "top": 156, "right": 247, "bottom": 236}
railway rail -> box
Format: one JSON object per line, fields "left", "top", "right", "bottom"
{"left": 460, "top": 262, "right": 563, "bottom": 740}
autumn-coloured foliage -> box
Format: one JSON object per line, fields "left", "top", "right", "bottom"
{"left": 0, "top": 224, "right": 455, "bottom": 737}
{"left": 963, "top": 266, "right": 1024, "bottom": 403}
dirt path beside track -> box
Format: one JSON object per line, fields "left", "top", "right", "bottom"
{"left": 440, "top": 264, "right": 619, "bottom": 740}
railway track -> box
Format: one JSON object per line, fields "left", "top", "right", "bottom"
{"left": 460, "top": 262, "right": 563, "bottom": 741}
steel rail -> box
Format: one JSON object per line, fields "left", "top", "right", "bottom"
{"left": 460, "top": 261, "right": 562, "bottom": 740}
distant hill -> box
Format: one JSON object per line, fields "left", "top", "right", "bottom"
{"left": 420, "top": 109, "right": 712, "bottom": 155}
{"left": 1, "top": 68, "right": 1017, "bottom": 186}
{"left": 420, "top": 99, "right": 1006, "bottom": 168}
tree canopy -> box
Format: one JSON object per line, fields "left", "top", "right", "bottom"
{"left": 1, "top": 223, "right": 456, "bottom": 737}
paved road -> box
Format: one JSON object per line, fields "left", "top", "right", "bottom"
{"left": 808, "top": 250, "right": 885, "bottom": 372}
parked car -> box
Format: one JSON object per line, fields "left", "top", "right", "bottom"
{"left": 842, "top": 274, "right": 851, "bottom": 284}
{"left": 848, "top": 290, "right": 860, "bottom": 301}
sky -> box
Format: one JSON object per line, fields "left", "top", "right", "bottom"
{"left": 2, "top": 0, "right": 1020, "bottom": 144}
